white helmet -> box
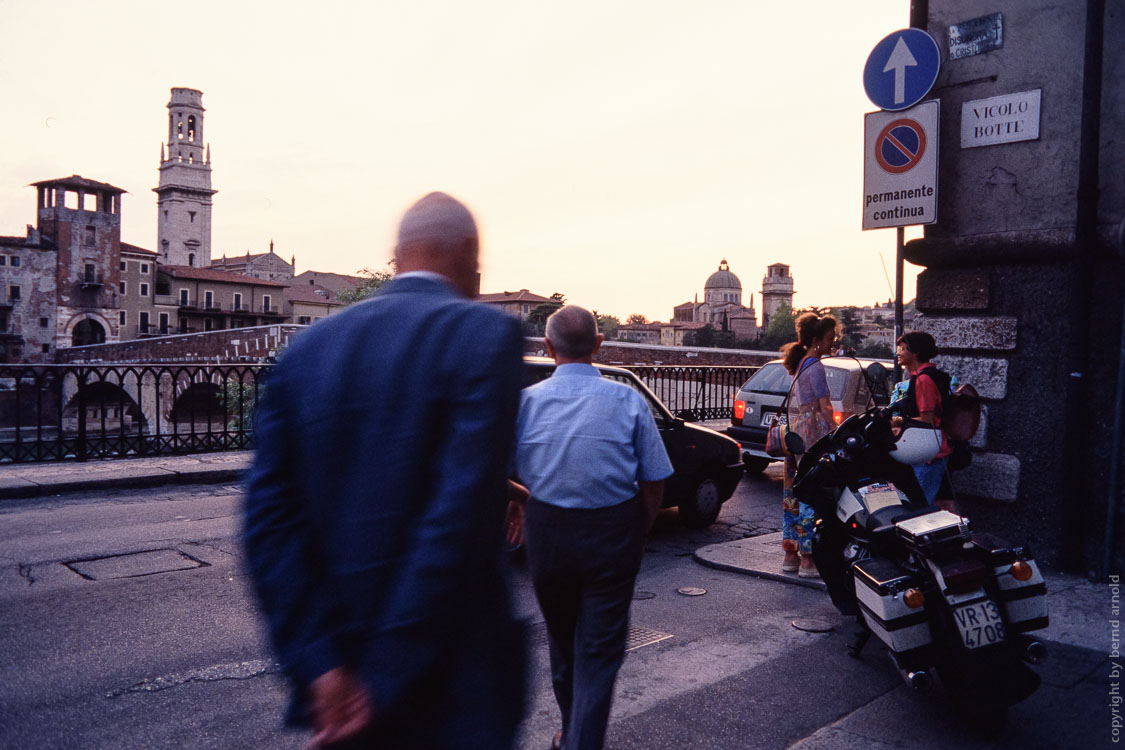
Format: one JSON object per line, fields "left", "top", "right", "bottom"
{"left": 890, "top": 425, "right": 944, "bottom": 465}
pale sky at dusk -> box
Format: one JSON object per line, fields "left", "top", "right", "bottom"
{"left": 0, "top": 0, "right": 925, "bottom": 322}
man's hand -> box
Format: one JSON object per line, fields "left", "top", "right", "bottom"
{"left": 639, "top": 480, "right": 665, "bottom": 535}
{"left": 506, "top": 480, "right": 529, "bottom": 546}
{"left": 505, "top": 500, "right": 525, "bottom": 546}
{"left": 308, "top": 667, "right": 374, "bottom": 748}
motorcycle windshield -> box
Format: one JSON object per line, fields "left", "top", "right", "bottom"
{"left": 786, "top": 356, "right": 879, "bottom": 454}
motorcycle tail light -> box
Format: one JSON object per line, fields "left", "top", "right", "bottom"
{"left": 733, "top": 400, "right": 746, "bottom": 423}
{"left": 903, "top": 588, "right": 925, "bottom": 608}
{"left": 833, "top": 411, "right": 844, "bottom": 424}
{"left": 940, "top": 559, "right": 988, "bottom": 594}
{"left": 1010, "top": 560, "right": 1033, "bottom": 581}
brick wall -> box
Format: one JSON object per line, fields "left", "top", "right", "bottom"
{"left": 55, "top": 324, "right": 303, "bottom": 363}
{"left": 523, "top": 337, "right": 776, "bottom": 366}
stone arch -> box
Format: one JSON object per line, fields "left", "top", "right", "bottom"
{"left": 65, "top": 313, "right": 113, "bottom": 347}
{"left": 170, "top": 382, "right": 225, "bottom": 428}
{"left": 61, "top": 380, "right": 146, "bottom": 434}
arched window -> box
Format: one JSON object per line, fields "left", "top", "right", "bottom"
{"left": 188, "top": 253, "right": 195, "bottom": 267}
{"left": 187, "top": 115, "right": 196, "bottom": 141}
{"left": 72, "top": 319, "right": 106, "bottom": 346}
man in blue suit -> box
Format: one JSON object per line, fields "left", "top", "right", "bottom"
{"left": 244, "top": 192, "right": 526, "bottom": 749}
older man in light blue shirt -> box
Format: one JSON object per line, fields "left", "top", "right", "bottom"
{"left": 514, "top": 305, "right": 672, "bottom": 750}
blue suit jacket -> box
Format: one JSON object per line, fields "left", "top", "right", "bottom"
{"left": 243, "top": 275, "right": 525, "bottom": 740}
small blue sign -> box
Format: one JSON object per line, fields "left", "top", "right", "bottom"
{"left": 863, "top": 28, "right": 941, "bottom": 111}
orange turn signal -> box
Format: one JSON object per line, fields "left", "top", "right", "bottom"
{"left": 1010, "top": 560, "right": 1033, "bottom": 581}
{"left": 733, "top": 400, "right": 746, "bottom": 422}
{"left": 903, "top": 588, "right": 925, "bottom": 608}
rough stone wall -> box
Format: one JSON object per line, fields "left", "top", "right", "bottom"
{"left": 907, "top": 0, "right": 1123, "bottom": 571}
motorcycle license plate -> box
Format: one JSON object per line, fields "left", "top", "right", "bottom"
{"left": 952, "top": 600, "right": 1006, "bottom": 649}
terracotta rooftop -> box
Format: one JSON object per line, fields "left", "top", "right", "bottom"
{"left": 292, "top": 271, "right": 364, "bottom": 293}
{"left": 121, "top": 242, "right": 158, "bottom": 256}
{"left": 284, "top": 283, "right": 341, "bottom": 305}
{"left": 160, "top": 265, "right": 289, "bottom": 287}
{"left": 31, "top": 175, "right": 126, "bottom": 193}
{"left": 477, "top": 289, "right": 554, "bottom": 304}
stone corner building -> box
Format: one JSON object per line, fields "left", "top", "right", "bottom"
{"left": 0, "top": 175, "right": 128, "bottom": 361}
{"left": 904, "top": 0, "right": 1121, "bottom": 572}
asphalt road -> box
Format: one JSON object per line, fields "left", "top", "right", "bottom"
{"left": 0, "top": 468, "right": 1110, "bottom": 749}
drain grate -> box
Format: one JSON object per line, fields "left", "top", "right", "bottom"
{"left": 529, "top": 622, "right": 672, "bottom": 652}
{"left": 65, "top": 549, "right": 208, "bottom": 581}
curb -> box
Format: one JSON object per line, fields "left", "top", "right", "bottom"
{"left": 0, "top": 465, "right": 247, "bottom": 500}
{"left": 693, "top": 533, "right": 829, "bottom": 592}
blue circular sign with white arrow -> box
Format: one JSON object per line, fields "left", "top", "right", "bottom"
{"left": 863, "top": 28, "right": 941, "bottom": 111}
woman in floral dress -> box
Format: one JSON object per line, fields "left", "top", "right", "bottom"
{"left": 779, "top": 314, "right": 839, "bottom": 578}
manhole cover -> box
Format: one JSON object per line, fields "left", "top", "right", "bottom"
{"left": 677, "top": 587, "right": 707, "bottom": 596}
{"left": 529, "top": 622, "right": 672, "bottom": 652}
{"left": 633, "top": 591, "right": 656, "bottom": 600}
{"left": 791, "top": 618, "right": 835, "bottom": 633}
{"left": 65, "top": 549, "right": 207, "bottom": 581}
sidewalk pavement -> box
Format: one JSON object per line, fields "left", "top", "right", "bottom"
{"left": 0, "top": 452, "right": 1105, "bottom": 653}
{"left": 0, "top": 451, "right": 252, "bottom": 499}
{"left": 696, "top": 532, "right": 1105, "bottom": 652}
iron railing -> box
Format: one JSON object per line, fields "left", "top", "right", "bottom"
{"left": 0, "top": 364, "right": 264, "bottom": 463}
{"left": 623, "top": 365, "right": 757, "bottom": 421}
{"left": 0, "top": 362, "right": 756, "bottom": 464}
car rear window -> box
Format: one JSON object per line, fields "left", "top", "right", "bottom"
{"left": 823, "top": 365, "right": 853, "bottom": 400}
{"left": 740, "top": 363, "right": 791, "bottom": 395}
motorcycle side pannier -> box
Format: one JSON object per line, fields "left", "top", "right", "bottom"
{"left": 971, "top": 534, "right": 1050, "bottom": 633}
{"left": 852, "top": 557, "right": 932, "bottom": 655}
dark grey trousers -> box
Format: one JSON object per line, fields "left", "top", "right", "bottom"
{"left": 524, "top": 497, "right": 644, "bottom": 750}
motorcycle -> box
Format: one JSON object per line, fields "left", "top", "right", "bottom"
{"left": 784, "top": 359, "right": 1048, "bottom": 733}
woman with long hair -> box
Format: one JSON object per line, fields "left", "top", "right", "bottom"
{"left": 778, "top": 313, "right": 838, "bottom": 578}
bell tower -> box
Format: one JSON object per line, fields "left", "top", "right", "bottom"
{"left": 154, "top": 88, "right": 216, "bottom": 267}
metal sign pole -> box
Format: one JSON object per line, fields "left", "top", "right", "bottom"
{"left": 894, "top": 226, "right": 904, "bottom": 382}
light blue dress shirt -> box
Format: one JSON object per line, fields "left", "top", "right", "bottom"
{"left": 516, "top": 363, "right": 674, "bottom": 509}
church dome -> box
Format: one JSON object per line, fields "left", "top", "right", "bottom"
{"left": 705, "top": 259, "right": 741, "bottom": 291}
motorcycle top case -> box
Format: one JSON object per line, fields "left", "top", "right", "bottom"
{"left": 852, "top": 557, "right": 931, "bottom": 655}
{"left": 894, "top": 510, "right": 969, "bottom": 554}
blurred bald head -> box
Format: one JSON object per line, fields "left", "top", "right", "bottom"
{"left": 394, "top": 192, "right": 480, "bottom": 297}
{"left": 545, "top": 306, "right": 603, "bottom": 363}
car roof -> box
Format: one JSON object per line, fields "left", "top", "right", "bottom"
{"left": 523, "top": 355, "right": 635, "bottom": 377}
{"left": 758, "top": 356, "right": 892, "bottom": 370}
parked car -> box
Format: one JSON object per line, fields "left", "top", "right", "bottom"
{"left": 523, "top": 357, "right": 744, "bottom": 527}
{"left": 726, "top": 356, "right": 893, "bottom": 473}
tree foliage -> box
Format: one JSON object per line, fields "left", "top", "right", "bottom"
{"left": 626, "top": 313, "right": 648, "bottom": 325}
{"left": 595, "top": 313, "right": 620, "bottom": 339}
{"left": 758, "top": 302, "right": 797, "bottom": 352}
{"left": 335, "top": 261, "right": 397, "bottom": 305}
{"left": 524, "top": 292, "right": 566, "bottom": 336}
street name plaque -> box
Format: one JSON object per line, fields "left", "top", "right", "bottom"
{"left": 949, "top": 13, "right": 1004, "bottom": 60}
{"left": 961, "top": 89, "right": 1041, "bottom": 149}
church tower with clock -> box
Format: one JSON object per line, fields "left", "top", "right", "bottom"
{"left": 154, "top": 88, "right": 216, "bottom": 267}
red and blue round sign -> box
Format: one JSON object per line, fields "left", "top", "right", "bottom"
{"left": 874, "top": 118, "right": 926, "bottom": 174}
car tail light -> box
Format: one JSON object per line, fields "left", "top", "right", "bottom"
{"left": 733, "top": 400, "right": 746, "bottom": 423}
{"left": 1010, "top": 560, "right": 1033, "bottom": 581}
{"left": 940, "top": 559, "right": 988, "bottom": 594}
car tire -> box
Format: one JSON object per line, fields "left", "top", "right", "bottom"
{"left": 680, "top": 475, "right": 722, "bottom": 528}
{"left": 743, "top": 456, "right": 771, "bottom": 474}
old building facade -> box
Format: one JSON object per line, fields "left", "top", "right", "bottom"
{"left": 672, "top": 260, "right": 760, "bottom": 340}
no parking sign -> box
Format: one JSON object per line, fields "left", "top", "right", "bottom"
{"left": 863, "top": 100, "right": 939, "bottom": 229}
